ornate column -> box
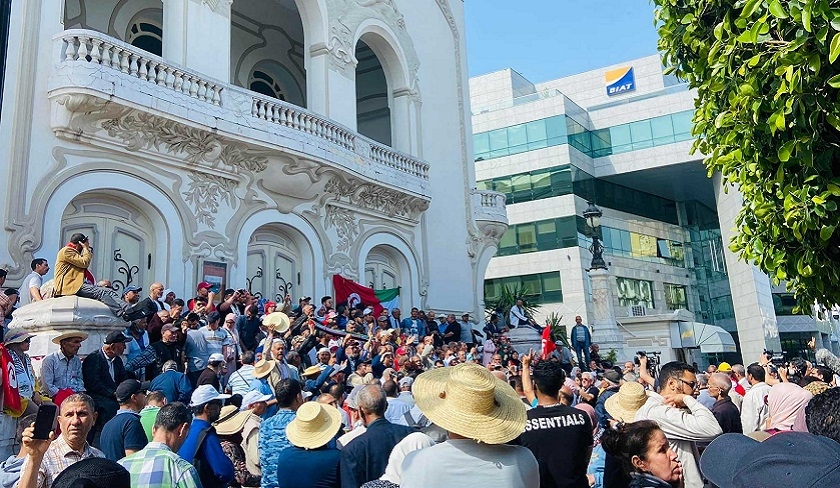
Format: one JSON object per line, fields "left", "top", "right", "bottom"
{"left": 161, "top": 0, "right": 232, "bottom": 83}
{"left": 589, "top": 268, "right": 626, "bottom": 358}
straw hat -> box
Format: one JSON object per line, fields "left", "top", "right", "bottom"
{"left": 4, "top": 329, "right": 35, "bottom": 346}
{"left": 303, "top": 365, "right": 324, "bottom": 377}
{"left": 605, "top": 381, "right": 649, "bottom": 422}
{"left": 412, "top": 362, "right": 527, "bottom": 444}
{"left": 214, "top": 405, "right": 251, "bottom": 435}
{"left": 253, "top": 359, "right": 276, "bottom": 379}
{"left": 52, "top": 330, "right": 89, "bottom": 344}
{"left": 263, "top": 312, "right": 290, "bottom": 333}
{"left": 285, "top": 402, "right": 342, "bottom": 449}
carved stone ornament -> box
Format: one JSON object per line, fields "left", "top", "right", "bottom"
{"left": 324, "top": 205, "right": 359, "bottom": 253}
{"left": 182, "top": 171, "right": 238, "bottom": 228}
{"left": 324, "top": 176, "right": 430, "bottom": 222}
{"left": 102, "top": 112, "right": 268, "bottom": 173}
{"left": 328, "top": 26, "right": 357, "bottom": 76}
{"left": 193, "top": 0, "right": 233, "bottom": 18}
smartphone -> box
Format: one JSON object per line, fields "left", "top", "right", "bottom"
{"left": 32, "top": 404, "right": 57, "bottom": 440}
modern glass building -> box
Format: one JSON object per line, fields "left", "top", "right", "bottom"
{"left": 471, "top": 56, "right": 840, "bottom": 366}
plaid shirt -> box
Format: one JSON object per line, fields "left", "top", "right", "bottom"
{"left": 18, "top": 435, "right": 103, "bottom": 488}
{"left": 118, "top": 442, "right": 201, "bottom": 488}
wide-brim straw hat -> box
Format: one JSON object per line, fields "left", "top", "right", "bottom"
{"left": 605, "top": 381, "right": 649, "bottom": 422}
{"left": 285, "top": 401, "right": 342, "bottom": 449}
{"left": 263, "top": 312, "right": 290, "bottom": 333}
{"left": 214, "top": 405, "right": 251, "bottom": 435}
{"left": 413, "top": 362, "right": 527, "bottom": 444}
{"left": 303, "top": 365, "right": 324, "bottom": 377}
{"left": 4, "top": 329, "right": 35, "bottom": 345}
{"left": 51, "top": 330, "right": 89, "bottom": 345}
{"left": 253, "top": 359, "right": 276, "bottom": 379}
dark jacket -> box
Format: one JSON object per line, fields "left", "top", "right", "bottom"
{"left": 276, "top": 446, "right": 340, "bottom": 488}
{"left": 82, "top": 348, "right": 133, "bottom": 401}
{"left": 339, "top": 418, "right": 413, "bottom": 488}
{"left": 711, "top": 396, "right": 743, "bottom": 434}
{"left": 236, "top": 315, "right": 262, "bottom": 352}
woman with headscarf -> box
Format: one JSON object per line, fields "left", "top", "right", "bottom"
{"left": 751, "top": 382, "right": 813, "bottom": 441}
{"left": 360, "top": 432, "right": 435, "bottom": 488}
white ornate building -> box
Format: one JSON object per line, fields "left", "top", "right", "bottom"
{"left": 0, "top": 0, "right": 507, "bottom": 315}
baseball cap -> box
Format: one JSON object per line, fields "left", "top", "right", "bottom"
{"left": 123, "top": 285, "right": 142, "bottom": 294}
{"left": 162, "top": 288, "right": 175, "bottom": 298}
{"left": 240, "top": 390, "right": 273, "bottom": 411}
{"left": 189, "top": 384, "right": 231, "bottom": 407}
{"left": 299, "top": 296, "right": 311, "bottom": 302}
{"left": 104, "top": 331, "right": 132, "bottom": 345}
{"left": 208, "top": 353, "right": 225, "bottom": 364}
{"left": 701, "top": 432, "right": 840, "bottom": 488}
{"left": 196, "top": 281, "right": 212, "bottom": 290}
{"left": 363, "top": 307, "right": 373, "bottom": 315}
{"left": 398, "top": 376, "right": 414, "bottom": 388}
{"left": 115, "top": 379, "right": 144, "bottom": 403}
{"left": 161, "top": 323, "right": 179, "bottom": 334}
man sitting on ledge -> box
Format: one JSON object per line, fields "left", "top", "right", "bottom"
{"left": 52, "top": 233, "right": 146, "bottom": 322}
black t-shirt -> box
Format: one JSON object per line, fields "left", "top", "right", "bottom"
{"left": 583, "top": 386, "right": 600, "bottom": 407}
{"left": 519, "top": 404, "right": 594, "bottom": 488}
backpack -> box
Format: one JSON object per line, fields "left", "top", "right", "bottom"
{"left": 184, "top": 425, "right": 225, "bottom": 488}
{"left": 403, "top": 409, "right": 448, "bottom": 443}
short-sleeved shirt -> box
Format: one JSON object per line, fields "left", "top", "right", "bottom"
{"left": 519, "top": 404, "right": 594, "bottom": 488}
{"left": 198, "top": 326, "right": 232, "bottom": 358}
{"left": 18, "top": 435, "right": 104, "bottom": 488}
{"left": 17, "top": 271, "right": 42, "bottom": 307}
{"left": 119, "top": 441, "right": 201, "bottom": 488}
{"left": 99, "top": 409, "right": 149, "bottom": 461}
{"left": 139, "top": 406, "right": 161, "bottom": 441}
{"left": 259, "top": 409, "right": 296, "bottom": 488}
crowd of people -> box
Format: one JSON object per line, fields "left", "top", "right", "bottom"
{"left": 0, "top": 234, "right": 839, "bottom": 487}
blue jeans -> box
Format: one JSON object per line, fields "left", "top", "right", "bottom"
{"left": 573, "top": 341, "right": 591, "bottom": 371}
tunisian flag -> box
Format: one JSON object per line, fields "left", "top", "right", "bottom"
{"left": 0, "top": 344, "right": 22, "bottom": 417}
{"left": 541, "top": 326, "right": 556, "bottom": 360}
{"left": 332, "top": 275, "right": 399, "bottom": 317}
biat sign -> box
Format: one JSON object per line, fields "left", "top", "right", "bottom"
{"left": 605, "top": 67, "right": 635, "bottom": 96}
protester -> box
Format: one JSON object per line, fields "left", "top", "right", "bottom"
{"left": 340, "top": 385, "right": 414, "bottom": 488}
{"left": 118, "top": 402, "right": 201, "bottom": 488}
{"left": 259, "top": 379, "right": 305, "bottom": 488}
{"left": 238, "top": 391, "right": 271, "bottom": 483}
{"left": 274, "top": 402, "right": 343, "bottom": 488}
{"left": 139, "top": 391, "right": 167, "bottom": 441}
{"left": 99, "top": 380, "right": 148, "bottom": 461}
{"left": 701, "top": 432, "right": 840, "bottom": 487}
{"left": 753, "top": 382, "right": 812, "bottom": 440}
{"left": 805, "top": 386, "right": 840, "bottom": 442}
{"left": 227, "top": 351, "right": 256, "bottom": 396}
{"left": 82, "top": 331, "right": 134, "bottom": 444}
{"left": 519, "top": 359, "right": 593, "bottom": 488}
{"left": 214, "top": 405, "right": 260, "bottom": 488}
{"left": 360, "top": 432, "right": 434, "bottom": 488}
{"left": 41, "top": 331, "right": 88, "bottom": 401}
{"left": 400, "top": 363, "right": 539, "bottom": 487}
{"left": 148, "top": 360, "right": 193, "bottom": 404}
{"left": 708, "top": 372, "right": 743, "bottom": 434}
{"left": 49, "top": 458, "right": 129, "bottom": 488}
{"left": 178, "top": 385, "right": 234, "bottom": 488}
{"left": 4, "top": 330, "right": 40, "bottom": 417}
{"left": 17, "top": 393, "right": 104, "bottom": 488}
{"left": 601, "top": 420, "right": 683, "bottom": 488}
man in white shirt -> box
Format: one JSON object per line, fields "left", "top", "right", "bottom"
{"left": 17, "top": 258, "right": 49, "bottom": 307}
{"left": 740, "top": 362, "right": 772, "bottom": 433}
{"left": 509, "top": 298, "right": 536, "bottom": 329}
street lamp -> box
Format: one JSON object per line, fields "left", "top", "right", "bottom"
{"left": 583, "top": 201, "right": 607, "bottom": 270}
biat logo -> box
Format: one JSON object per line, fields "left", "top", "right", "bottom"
{"left": 605, "top": 66, "right": 636, "bottom": 96}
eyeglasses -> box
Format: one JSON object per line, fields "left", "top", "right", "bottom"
{"left": 678, "top": 378, "right": 698, "bottom": 390}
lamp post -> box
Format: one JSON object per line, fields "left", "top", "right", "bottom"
{"left": 583, "top": 202, "right": 607, "bottom": 270}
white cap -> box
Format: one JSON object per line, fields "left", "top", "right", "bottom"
{"left": 240, "top": 390, "right": 273, "bottom": 411}
{"left": 208, "top": 353, "right": 225, "bottom": 363}
{"left": 363, "top": 307, "right": 373, "bottom": 315}
{"left": 189, "top": 385, "right": 231, "bottom": 407}
{"left": 162, "top": 288, "right": 175, "bottom": 298}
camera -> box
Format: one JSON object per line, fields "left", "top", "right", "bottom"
{"left": 764, "top": 349, "right": 786, "bottom": 366}
{"left": 634, "top": 351, "right": 660, "bottom": 374}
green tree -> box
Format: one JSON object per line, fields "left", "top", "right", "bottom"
{"left": 653, "top": 0, "right": 840, "bottom": 307}
{"left": 484, "top": 284, "right": 541, "bottom": 326}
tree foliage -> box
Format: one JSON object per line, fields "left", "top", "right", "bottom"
{"left": 484, "top": 284, "right": 541, "bottom": 325}
{"left": 653, "top": 0, "right": 840, "bottom": 307}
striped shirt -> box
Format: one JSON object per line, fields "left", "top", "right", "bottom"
{"left": 118, "top": 442, "right": 200, "bottom": 488}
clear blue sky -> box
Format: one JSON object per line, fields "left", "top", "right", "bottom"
{"left": 465, "top": 0, "right": 660, "bottom": 83}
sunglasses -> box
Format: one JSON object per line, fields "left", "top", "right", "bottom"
{"left": 678, "top": 378, "right": 698, "bottom": 390}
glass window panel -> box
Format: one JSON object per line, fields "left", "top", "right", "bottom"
{"left": 545, "top": 115, "right": 567, "bottom": 139}
{"left": 536, "top": 220, "right": 557, "bottom": 244}
{"left": 609, "top": 124, "right": 632, "bottom": 153}
{"left": 484, "top": 280, "right": 501, "bottom": 301}
{"left": 476, "top": 180, "right": 491, "bottom": 191}
{"left": 637, "top": 234, "right": 658, "bottom": 257}
{"left": 517, "top": 224, "right": 537, "bottom": 253}
{"left": 494, "top": 177, "right": 511, "bottom": 195}
{"left": 620, "top": 230, "right": 632, "bottom": 253}
{"left": 650, "top": 116, "right": 675, "bottom": 145}
{"left": 489, "top": 128, "right": 509, "bottom": 158}
{"left": 629, "top": 120, "right": 653, "bottom": 150}
{"left": 590, "top": 128, "right": 612, "bottom": 157}
{"left": 551, "top": 169, "right": 573, "bottom": 195}
{"left": 531, "top": 171, "right": 552, "bottom": 199}
{"left": 525, "top": 120, "right": 547, "bottom": 143}
{"left": 511, "top": 174, "right": 532, "bottom": 192}
{"left": 521, "top": 274, "right": 542, "bottom": 296}
{"left": 601, "top": 226, "right": 613, "bottom": 249}
{"left": 671, "top": 111, "right": 694, "bottom": 139}
{"left": 473, "top": 133, "right": 490, "bottom": 160}
{"left": 498, "top": 228, "right": 517, "bottom": 251}
{"left": 507, "top": 124, "right": 528, "bottom": 154}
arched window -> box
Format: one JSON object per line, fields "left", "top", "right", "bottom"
{"left": 249, "top": 70, "right": 286, "bottom": 101}
{"left": 355, "top": 40, "right": 391, "bottom": 146}
{"left": 127, "top": 21, "right": 162, "bottom": 56}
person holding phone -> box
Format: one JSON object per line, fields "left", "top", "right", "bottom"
{"left": 52, "top": 233, "right": 144, "bottom": 321}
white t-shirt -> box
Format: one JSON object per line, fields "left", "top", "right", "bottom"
{"left": 401, "top": 439, "right": 539, "bottom": 488}
{"left": 17, "top": 271, "right": 43, "bottom": 307}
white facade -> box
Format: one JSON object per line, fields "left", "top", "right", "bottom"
{"left": 471, "top": 56, "right": 840, "bottom": 366}
{"left": 0, "top": 0, "right": 507, "bottom": 317}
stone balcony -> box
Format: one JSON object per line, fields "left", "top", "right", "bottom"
{"left": 471, "top": 189, "right": 508, "bottom": 242}
{"left": 47, "top": 29, "right": 430, "bottom": 220}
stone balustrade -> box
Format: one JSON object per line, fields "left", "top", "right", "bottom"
{"left": 53, "top": 29, "right": 430, "bottom": 189}
{"left": 471, "top": 189, "right": 508, "bottom": 224}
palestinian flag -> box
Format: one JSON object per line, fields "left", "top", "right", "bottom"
{"left": 332, "top": 275, "right": 400, "bottom": 317}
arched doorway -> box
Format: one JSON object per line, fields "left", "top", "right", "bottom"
{"left": 364, "top": 245, "right": 407, "bottom": 311}
{"left": 355, "top": 39, "right": 391, "bottom": 146}
{"left": 60, "top": 193, "right": 157, "bottom": 294}
{"left": 231, "top": 0, "right": 306, "bottom": 108}
{"left": 246, "top": 225, "right": 301, "bottom": 302}
{"left": 63, "top": 0, "right": 163, "bottom": 56}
